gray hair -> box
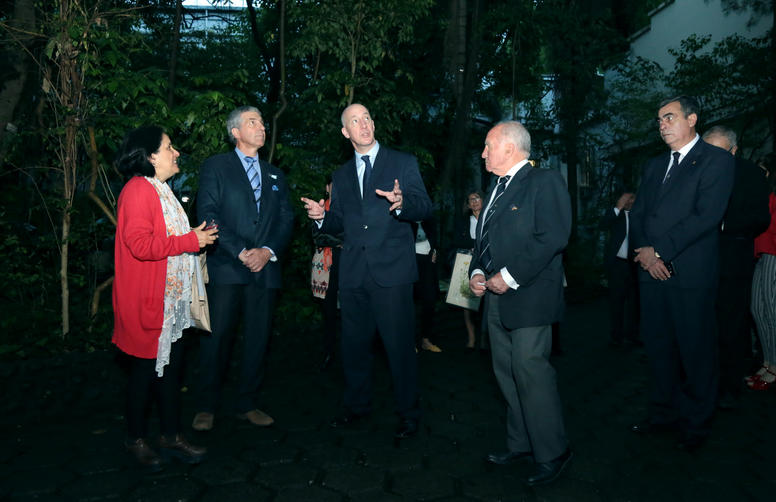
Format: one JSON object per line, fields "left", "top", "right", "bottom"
{"left": 226, "top": 106, "right": 261, "bottom": 144}
{"left": 659, "top": 95, "right": 700, "bottom": 121}
{"left": 496, "top": 120, "right": 531, "bottom": 156}
{"left": 702, "top": 125, "right": 737, "bottom": 149}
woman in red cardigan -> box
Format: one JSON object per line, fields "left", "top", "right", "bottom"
{"left": 113, "top": 126, "right": 218, "bottom": 470}
{"left": 748, "top": 157, "right": 776, "bottom": 390}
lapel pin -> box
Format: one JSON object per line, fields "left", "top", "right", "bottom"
{"left": 510, "top": 205, "right": 518, "bottom": 211}
{"left": 272, "top": 185, "right": 279, "bottom": 191}
{"left": 270, "top": 174, "right": 278, "bottom": 179}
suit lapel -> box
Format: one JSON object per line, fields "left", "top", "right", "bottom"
{"left": 656, "top": 141, "right": 703, "bottom": 204}
{"left": 488, "top": 164, "right": 532, "bottom": 226}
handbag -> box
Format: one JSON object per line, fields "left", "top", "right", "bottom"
{"left": 445, "top": 251, "right": 481, "bottom": 311}
{"left": 311, "top": 247, "right": 331, "bottom": 299}
{"left": 190, "top": 253, "right": 211, "bottom": 332}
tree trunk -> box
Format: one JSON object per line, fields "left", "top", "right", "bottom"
{"left": 167, "top": 0, "right": 183, "bottom": 108}
{"left": 0, "top": 0, "right": 36, "bottom": 158}
{"left": 268, "top": 0, "right": 286, "bottom": 163}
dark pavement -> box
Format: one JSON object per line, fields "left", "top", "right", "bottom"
{"left": 1, "top": 296, "right": 775, "bottom": 501}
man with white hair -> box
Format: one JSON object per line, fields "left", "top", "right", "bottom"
{"left": 469, "top": 121, "right": 572, "bottom": 486}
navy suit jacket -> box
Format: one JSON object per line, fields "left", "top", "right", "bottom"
{"left": 197, "top": 151, "right": 294, "bottom": 287}
{"left": 470, "top": 165, "right": 571, "bottom": 330}
{"left": 629, "top": 139, "right": 735, "bottom": 288}
{"left": 320, "top": 146, "right": 432, "bottom": 289}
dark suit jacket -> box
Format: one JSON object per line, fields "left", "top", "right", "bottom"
{"left": 469, "top": 165, "right": 571, "bottom": 330}
{"left": 629, "top": 139, "right": 735, "bottom": 288}
{"left": 599, "top": 208, "right": 629, "bottom": 271}
{"left": 719, "top": 156, "right": 771, "bottom": 278}
{"left": 320, "top": 146, "right": 432, "bottom": 289}
{"left": 197, "top": 151, "right": 294, "bottom": 287}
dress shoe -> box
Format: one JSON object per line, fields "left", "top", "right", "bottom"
{"left": 237, "top": 409, "right": 275, "bottom": 427}
{"left": 630, "top": 421, "right": 676, "bottom": 435}
{"left": 485, "top": 450, "right": 532, "bottom": 465}
{"left": 526, "top": 448, "right": 573, "bottom": 486}
{"left": 329, "top": 411, "right": 368, "bottom": 428}
{"left": 394, "top": 418, "right": 419, "bottom": 438}
{"left": 192, "top": 411, "right": 214, "bottom": 431}
{"left": 159, "top": 434, "right": 207, "bottom": 464}
{"left": 125, "top": 438, "right": 162, "bottom": 472}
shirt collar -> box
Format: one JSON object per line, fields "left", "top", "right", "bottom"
{"left": 673, "top": 133, "right": 700, "bottom": 159}
{"left": 356, "top": 141, "right": 380, "bottom": 167}
{"left": 235, "top": 147, "right": 259, "bottom": 166}
{"left": 503, "top": 158, "right": 530, "bottom": 180}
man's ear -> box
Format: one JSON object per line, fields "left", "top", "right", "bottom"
{"left": 687, "top": 113, "right": 698, "bottom": 128}
{"left": 341, "top": 127, "right": 349, "bottom": 139}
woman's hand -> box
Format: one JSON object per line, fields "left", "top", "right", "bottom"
{"left": 193, "top": 221, "right": 218, "bottom": 248}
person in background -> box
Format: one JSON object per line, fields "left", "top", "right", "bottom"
{"left": 701, "top": 125, "right": 770, "bottom": 406}
{"left": 113, "top": 126, "right": 217, "bottom": 470}
{"left": 312, "top": 180, "right": 343, "bottom": 371}
{"left": 453, "top": 190, "right": 484, "bottom": 351}
{"left": 748, "top": 157, "right": 776, "bottom": 390}
{"left": 599, "top": 191, "right": 641, "bottom": 348}
{"left": 414, "top": 217, "right": 442, "bottom": 352}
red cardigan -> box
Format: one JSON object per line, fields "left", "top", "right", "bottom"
{"left": 112, "top": 176, "right": 199, "bottom": 359}
{"left": 754, "top": 192, "right": 776, "bottom": 257}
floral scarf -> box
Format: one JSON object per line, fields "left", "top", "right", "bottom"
{"left": 146, "top": 177, "right": 194, "bottom": 377}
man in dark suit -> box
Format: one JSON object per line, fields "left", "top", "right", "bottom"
{"left": 469, "top": 121, "right": 572, "bottom": 486}
{"left": 192, "top": 106, "right": 294, "bottom": 431}
{"left": 629, "top": 96, "right": 734, "bottom": 451}
{"left": 599, "top": 191, "right": 641, "bottom": 347}
{"left": 702, "top": 125, "right": 771, "bottom": 409}
{"left": 301, "top": 103, "right": 431, "bottom": 438}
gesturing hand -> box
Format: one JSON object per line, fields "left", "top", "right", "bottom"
{"left": 375, "top": 179, "right": 403, "bottom": 212}
{"left": 300, "top": 197, "right": 325, "bottom": 220}
{"left": 193, "top": 221, "right": 219, "bottom": 248}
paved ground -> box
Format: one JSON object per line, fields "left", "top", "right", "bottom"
{"left": 1, "top": 295, "right": 775, "bottom": 501}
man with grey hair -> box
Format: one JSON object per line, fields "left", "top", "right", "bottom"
{"left": 702, "top": 125, "right": 770, "bottom": 409}
{"left": 192, "top": 105, "right": 293, "bottom": 431}
{"left": 469, "top": 121, "right": 573, "bottom": 486}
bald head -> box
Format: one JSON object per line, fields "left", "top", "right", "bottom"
{"left": 703, "top": 125, "right": 737, "bottom": 156}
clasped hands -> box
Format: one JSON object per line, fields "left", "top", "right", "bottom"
{"left": 239, "top": 247, "right": 271, "bottom": 273}
{"left": 300, "top": 179, "right": 404, "bottom": 219}
{"left": 633, "top": 246, "right": 671, "bottom": 281}
{"left": 469, "top": 272, "right": 509, "bottom": 296}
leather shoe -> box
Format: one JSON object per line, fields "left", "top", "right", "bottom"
{"left": 630, "top": 421, "right": 676, "bottom": 435}
{"left": 237, "top": 409, "right": 275, "bottom": 427}
{"left": 394, "top": 418, "right": 419, "bottom": 438}
{"left": 329, "top": 412, "right": 368, "bottom": 428}
{"left": 159, "top": 434, "right": 206, "bottom": 464}
{"left": 125, "top": 438, "right": 162, "bottom": 472}
{"left": 526, "top": 448, "right": 573, "bottom": 486}
{"left": 486, "top": 450, "right": 532, "bottom": 465}
{"left": 192, "top": 411, "right": 214, "bottom": 431}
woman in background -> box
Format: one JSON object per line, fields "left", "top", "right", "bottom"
{"left": 113, "top": 126, "right": 218, "bottom": 470}
{"left": 452, "top": 190, "right": 484, "bottom": 351}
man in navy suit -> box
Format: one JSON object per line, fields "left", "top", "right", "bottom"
{"left": 599, "top": 191, "right": 640, "bottom": 347}
{"left": 469, "top": 121, "right": 572, "bottom": 486}
{"left": 629, "top": 96, "right": 734, "bottom": 451}
{"left": 301, "top": 103, "right": 431, "bottom": 438}
{"left": 192, "top": 106, "right": 294, "bottom": 431}
{"left": 702, "top": 125, "right": 770, "bottom": 408}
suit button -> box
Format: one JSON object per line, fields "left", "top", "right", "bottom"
{"left": 363, "top": 225, "right": 368, "bottom": 230}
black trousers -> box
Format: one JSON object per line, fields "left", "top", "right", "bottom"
{"left": 197, "top": 283, "right": 275, "bottom": 414}
{"left": 126, "top": 340, "right": 184, "bottom": 439}
{"left": 606, "top": 258, "right": 639, "bottom": 342}
{"left": 414, "top": 252, "right": 438, "bottom": 345}
{"left": 716, "top": 274, "right": 754, "bottom": 397}
{"left": 340, "top": 274, "right": 420, "bottom": 420}
{"left": 321, "top": 248, "right": 341, "bottom": 354}
{"left": 640, "top": 282, "right": 718, "bottom": 438}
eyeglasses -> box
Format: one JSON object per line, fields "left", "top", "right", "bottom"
{"left": 655, "top": 113, "right": 679, "bottom": 125}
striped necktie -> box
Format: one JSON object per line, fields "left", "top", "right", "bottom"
{"left": 478, "top": 175, "right": 511, "bottom": 274}
{"left": 245, "top": 157, "right": 261, "bottom": 214}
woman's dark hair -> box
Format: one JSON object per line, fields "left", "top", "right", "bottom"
{"left": 758, "top": 153, "right": 776, "bottom": 193}
{"left": 463, "top": 189, "right": 485, "bottom": 215}
{"left": 115, "top": 126, "right": 164, "bottom": 178}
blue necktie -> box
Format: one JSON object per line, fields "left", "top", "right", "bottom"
{"left": 478, "top": 175, "right": 511, "bottom": 274}
{"left": 361, "top": 155, "right": 372, "bottom": 198}
{"left": 663, "top": 152, "right": 680, "bottom": 184}
{"left": 246, "top": 157, "right": 261, "bottom": 215}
